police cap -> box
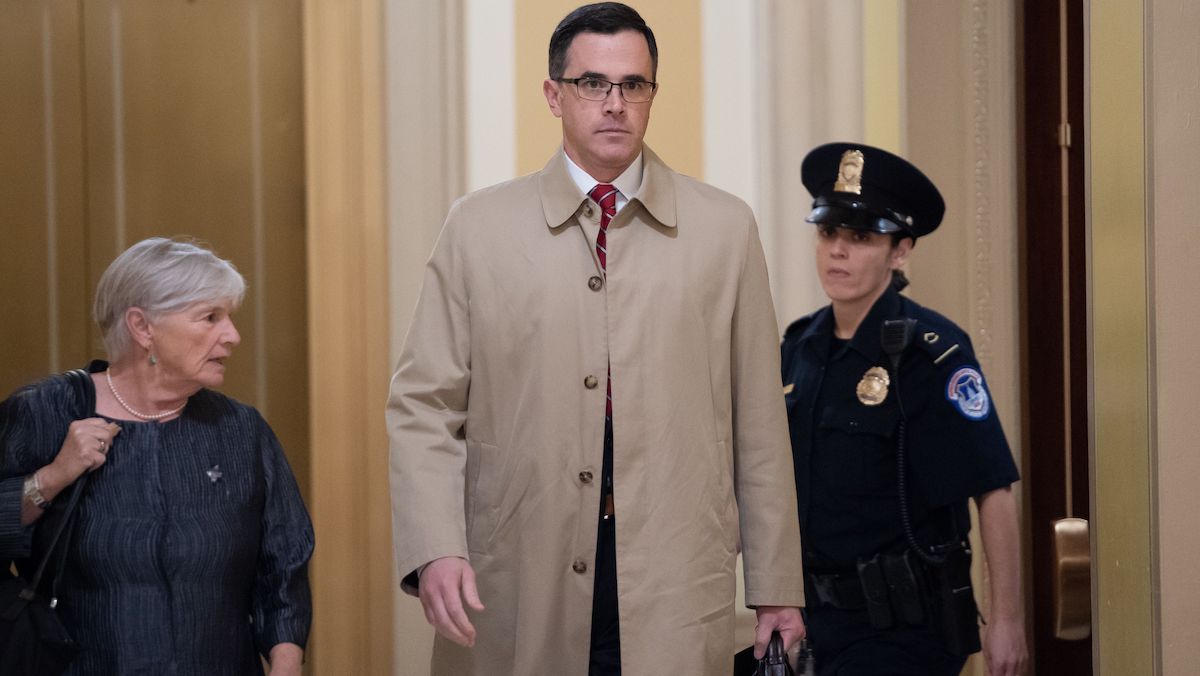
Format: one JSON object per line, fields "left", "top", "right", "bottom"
{"left": 800, "top": 142, "right": 945, "bottom": 239}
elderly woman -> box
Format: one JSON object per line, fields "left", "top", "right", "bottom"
{"left": 0, "top": 238, "right": 313, "bottom": 675}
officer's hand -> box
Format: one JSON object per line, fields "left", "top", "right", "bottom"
{"left": 418, "top": 556, "right": 485, "bottom": 647}
{"left": 983, "top": 616, "right": 1028, "bottom": 676}
{"left": 752, "top": 605, "right": 806, "bottom": 659}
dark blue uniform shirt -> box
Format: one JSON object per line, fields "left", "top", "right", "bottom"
{"left": 781, "top": 287, "right": 1018, "bottom": 572}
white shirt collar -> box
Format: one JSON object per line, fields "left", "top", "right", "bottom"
{"left": 564, "top": 152, "right": 644, "bottom": 212}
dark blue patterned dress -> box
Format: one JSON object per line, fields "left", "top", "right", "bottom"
{"left": 0, "top": 364, "right": 313, "bottom": 675}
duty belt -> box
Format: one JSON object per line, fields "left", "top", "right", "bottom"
{"left": 807, "top": 572, "right": 866, "bottom": 610}
{"left": 808, "top": 551, "right": 930, "bottom": 630}
{"left": 810, "top": 548, "right": 981, "bottom": 654}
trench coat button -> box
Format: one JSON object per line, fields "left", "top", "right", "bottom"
{"left": 572, "top": 559, "right": 588, "bottom": 574}
{"left": 588, "top": 276, "right": 604, "bottom": 291}
{"left": 579, "top": 470, "right": 594, "bottom": 484}
{"left": 584, "top": 375, "right": 598, "bottom": 389}
{"left": 584, "top": 205, "right": 594, "bottom": 218}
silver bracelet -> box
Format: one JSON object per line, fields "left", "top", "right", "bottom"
{"left": 22, "top": 473, "right": 51, "bottom": 510}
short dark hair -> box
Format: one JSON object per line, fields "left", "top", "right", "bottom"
{"left": 548, "top": 3, "right": 658, "bottom": 80}
{"left": 889, "top": 233, "right": 912, "bottom": 291}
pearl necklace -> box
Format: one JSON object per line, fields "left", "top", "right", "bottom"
{"left": 105, "top": 371, "right": 186, "bottom": 421}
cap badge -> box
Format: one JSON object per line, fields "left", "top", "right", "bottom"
{"left": 834, "top": 149, "right": 865, "bottom": 195}
{"left": 856, "top": 366, "right": 890, "bottom": 406}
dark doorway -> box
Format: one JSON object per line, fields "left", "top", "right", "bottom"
{"left": 1018, "top": 0, "right": 1091, "bottom": 673}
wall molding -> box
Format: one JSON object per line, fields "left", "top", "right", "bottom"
{"left": 969, "top": 0, "right": 996, "bottom": 366}
{"left": 756, "top": 0, "right": 866, "bottom": 329}
{"left": 303, "top": 0, "right": 393, "bottom": 671}
{"left": 384, "top": 0, "right": 468, "bottom": 672}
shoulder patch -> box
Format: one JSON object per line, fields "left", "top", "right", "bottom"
{"left": 946, "top": 367, "right": 990, "bottom": 420}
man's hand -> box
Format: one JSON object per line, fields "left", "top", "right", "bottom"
{"left": 983, "top": 616, "right": 1027, "bottom": 676}
{"left": 418, "top": 556, "right": 485, "bottom": 647}
{"left": 753, "top": 605, "right": 806, "bottom": 659}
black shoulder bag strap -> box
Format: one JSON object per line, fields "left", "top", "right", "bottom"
{"left": 21, "top": 369, "right": 94, "bottom": 604}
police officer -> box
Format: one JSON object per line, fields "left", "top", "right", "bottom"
{"left": 782, "top": 143, "right": 1028, "bottom": 675}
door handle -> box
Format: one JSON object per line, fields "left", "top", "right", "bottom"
{"left": 1052, "top": 516, "right": 1091, "bottom": 640}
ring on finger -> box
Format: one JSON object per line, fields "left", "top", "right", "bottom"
{"left": 99, "top": 440, "right": 107, "bottom": 453}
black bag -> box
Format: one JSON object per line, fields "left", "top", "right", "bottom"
{"left": 733, "top": 631, "right": 795, "bottom": 676}
{"left": 0, "top": 368, "right": 95, "bottom": 675}
{"left": 755, "top": 632, "right": 794, "bottom": 676}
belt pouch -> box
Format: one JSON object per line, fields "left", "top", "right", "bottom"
{"left": 856, "top": 555, "right": 894, "bottom": 629}
{"left": 882, "top": 551, "right": 925, "bottom": 626}
{"left": 934, "top": 546, "right": 981, "bottom": 656}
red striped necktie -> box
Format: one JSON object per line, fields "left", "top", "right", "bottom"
{"left": 588, "top": 183, "right": 617, "bottom": 420}
{"left": 589, "top": 183, "right": 617, "bottom": 270}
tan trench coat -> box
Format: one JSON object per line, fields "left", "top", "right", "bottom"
{"left": 388, "top": 147, "right": 804, "bottom": 675}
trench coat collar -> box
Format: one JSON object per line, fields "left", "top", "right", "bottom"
{"left": 539, "top": 145, "right": 678, "bottom": 230}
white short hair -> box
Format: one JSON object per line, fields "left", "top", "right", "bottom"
{"left": 93, "top": 237, "right": 246, "bottom": 360}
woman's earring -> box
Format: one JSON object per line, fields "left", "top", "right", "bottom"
{"left": 149, "top": 353, "right": 157, "bottom": 366}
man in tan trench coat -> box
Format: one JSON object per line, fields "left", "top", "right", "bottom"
{"left": 388, "top": 4, "right": 805, "bottom": 674}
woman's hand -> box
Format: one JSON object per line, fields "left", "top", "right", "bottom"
{"left": 54, "top": 417, "right": 119, "bottom": 474}
{"left": 266, "top": 643, "right": 303, "bottom": 676}
{"left": 20, "top": 418, "right": 120, "bottom": 525}
{"left": 43, "top": 419, "right": 120, "bottom": 492}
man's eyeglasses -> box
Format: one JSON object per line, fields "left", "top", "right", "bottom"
{"left": 556, "top": 77, "right": 658, "bottom": 103}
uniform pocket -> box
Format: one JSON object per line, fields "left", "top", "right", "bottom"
{"left": 816, "top": 404, "right": 900, "bottom": 495}
{"left": 819, "top": 404, "right": 899, "bottom": 436}
{"left": 465, "top": 438, "right": 502, "bottom": 551}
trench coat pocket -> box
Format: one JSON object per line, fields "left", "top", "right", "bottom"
{"left": 465, "top": 439, "right": 502, "bottom": 551}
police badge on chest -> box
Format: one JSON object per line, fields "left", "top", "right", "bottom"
{"left": 856, "top": 366, "right": 890, "bottom": 406}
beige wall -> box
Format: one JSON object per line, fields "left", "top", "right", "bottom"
{"left": 1148, "top": 0, "right": 1200, "bottom": 672}
{"left": 863, "top": 0, "right": 904, "bottom": 153}
{"left": 304, "top": 0, "right": 395, "bottom": 672}
{"left": 385, "top": 0, "right": 467, "bottom": 671}
{"left": 0, "top": 1, "right": 309, "bottom": 479}
{"left": 0, "top": 0, "right": 328, "bottom": 670}
{"left": 0, "top": 1, "right": 88, "bottom": 388}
